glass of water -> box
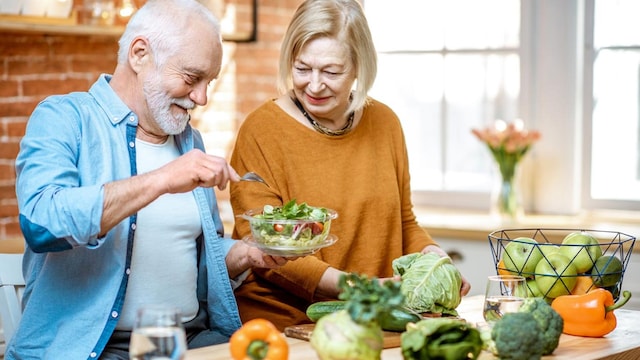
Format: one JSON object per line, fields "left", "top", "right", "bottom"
{"left": 483, "top": 274, "right": 527, "bottom": 323}
{"left": 129, "top": 305, "right": 187, "bottom": 360}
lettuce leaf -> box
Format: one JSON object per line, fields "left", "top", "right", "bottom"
{"left": 392, "top": 252, "right": 462, "bottom": 316}
{"left": 401, "top": 318, "right": 483, "bottom": 360}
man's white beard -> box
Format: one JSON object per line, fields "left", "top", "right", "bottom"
{"left": 143, "top": 73, "right": 196, "bottom": 135}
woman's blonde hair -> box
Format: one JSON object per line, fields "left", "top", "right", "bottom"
{"left": 277, "top": 0, "right": 377, "bottom": 115}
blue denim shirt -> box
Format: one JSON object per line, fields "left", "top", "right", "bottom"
{"left": 9, "top": 74, "right": 242, "bottom": 359}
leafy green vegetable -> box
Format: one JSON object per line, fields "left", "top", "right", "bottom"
{"left": 338, "top": 273, "right": 405, "bottom": 326}
{"left": 310, "top": 273, "right": 404, "bottom": 360}
{"left": 258, "top": 199, "right": 329, "bottom": 220}
{"left": 401, "top": 318, "right": 483, "bottom": 360}
{"left": 392, "top": 252, "right": 462, "bottom": 316}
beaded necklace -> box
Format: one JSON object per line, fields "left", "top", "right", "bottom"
{"left": 291, "top": 97, "right": 354, "bottom": 136}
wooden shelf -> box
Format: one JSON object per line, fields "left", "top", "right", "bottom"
{"left": 0, "top": 12, "right": 124, "bottom": 37}
{"left": 0, "top": 11, "right": 254, "bottom": 40}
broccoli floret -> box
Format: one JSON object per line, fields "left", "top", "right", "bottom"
{"left": 491, "top": 312, "right": 544, "bottom": 360}
{"left": 519, "top": 297, "right": 563, "bottom": 355}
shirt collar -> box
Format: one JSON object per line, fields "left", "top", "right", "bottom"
{"left": 89, "top": 74, "right": 136, "bottom": 126}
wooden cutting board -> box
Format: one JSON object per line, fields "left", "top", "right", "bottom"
{"left": 284, "top": 323, "right": 403, "bottom": 349}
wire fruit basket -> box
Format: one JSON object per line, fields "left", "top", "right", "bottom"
{"left": 488, "top": 228, "right": 636, "bottom": 301}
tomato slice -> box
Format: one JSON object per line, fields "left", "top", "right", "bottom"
{"left": 311, "top": 222, "right": 324, "bottom": 235}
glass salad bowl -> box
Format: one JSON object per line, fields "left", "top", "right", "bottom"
{"left": 238, "top": 201, "right": 338, "bottom": 257}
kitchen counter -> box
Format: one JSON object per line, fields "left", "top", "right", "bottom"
{"left": 185, "top": 295, "right": 640, "bottom": 360}
{"left": 414, "top": 206, "right": 640, "bottom": 250}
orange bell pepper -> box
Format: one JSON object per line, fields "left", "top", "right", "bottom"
{"left": 229, "top": 318, "right": 289, "bottom": 360}
{"left": 550, "top": 288, "right": 631, "bottom": 337}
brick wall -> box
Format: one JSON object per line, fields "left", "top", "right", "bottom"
{"left": 0, "top": 0, "right": 301, "bottom": 240}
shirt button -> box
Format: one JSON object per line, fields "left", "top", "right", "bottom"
{"left": 129, "top": 116, "right": 135, "bottom": 122}
{"left": 131, "top": 223, "right": 136, "bottom": 230}
{"left": 129, "top": 141, "right": 135, "bottom": 148}
{"left": 126, "top": 268, "right": 131, "bottom": 275}
{"left": 90, "top": 352, "right": 97, "bottom": 358}
{"left": 111, "top": 311, "right": 118, "bottom": 318}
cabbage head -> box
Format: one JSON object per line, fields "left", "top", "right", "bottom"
{"left": 310, "top": 310, "right": 383, "bottom": 360}
{"left": 392, "top": 252, "right": 462, "bottom": 316}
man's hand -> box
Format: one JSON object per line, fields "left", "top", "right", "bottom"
{"left": 156, "top": 149, "right": 241, "bottom": 193}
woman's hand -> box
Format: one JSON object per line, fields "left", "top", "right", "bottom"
{"left": 421, "top": 245, "right": 471, "bottom": 296}
{"left": 226, "top": 241, "right": 290, "bottom": 279}
{"left": 378, "top": 275, "right": 402, "bottom": 285}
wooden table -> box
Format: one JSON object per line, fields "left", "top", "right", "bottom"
{"left": 185, "top": 295, "right": 640, "bottom": 360}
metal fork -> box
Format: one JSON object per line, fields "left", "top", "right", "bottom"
{"left": 240, "top": 172, "right": 270, "bottom": 188}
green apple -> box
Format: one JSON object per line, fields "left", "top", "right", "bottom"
{"left": 534, "top": 252, "right": 578, "bottom": 298}
{"left": 515, "top": 278, "right": 543, "bottom": 298}
{"left": 502, "top": 237, "right": 543, "bottom": 276}
{"left": 539, "top": 244, "right": 560, "bottom": 259}
{"left": 559, "top": 231, "right": 603, "bottom": 273}
{"left": 591, "top": 255, "right": 623, "bottom": 288}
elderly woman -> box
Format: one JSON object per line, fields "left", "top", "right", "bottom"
{"left": 229, "top": 0, "right": 471, "bottom": 330}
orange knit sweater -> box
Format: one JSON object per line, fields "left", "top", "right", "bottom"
{"left": 229, "top": 98, "right": 437, "bottom": 330}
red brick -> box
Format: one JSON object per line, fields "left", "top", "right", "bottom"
{"left": 54, "top": 37, "right": 119, "bottom": 57}
{"left": 8, "top": 58, "right": 70, "bottom": 76}
{"left": 5, "top": 119, "right": 27, "bottom": 137}
{"left": 0, "top": 161, "right": 16, "bottom": 176}
{"left": 0, "top": 80, "right": 20, "bottom": 97}
{"left": 0, "top": 203, "right": 18, "bottom": 218}
{"left": 72, "top": 58, "right": 117, "bottom": 74}
{"left": 0, "top": 184, "right": 16, "bottom": 201}
{"left": 0, "top": 143, "right": 20, "bottom": 163}
{"left": 0, "top": 100, "right": 40, "bottom": 117}
{"left": 0, "top": 35, "right": 51, "bottom": 57}
{"left": 23, "top": 78, "right": 91, "bottom": 97}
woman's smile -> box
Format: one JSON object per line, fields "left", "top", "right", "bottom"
{"left": 304, "top": 93, "right": 330, "bottom": 106}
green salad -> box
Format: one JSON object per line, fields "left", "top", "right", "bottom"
{"left": 248, "top": 199, "right": 334, "bottom": 247}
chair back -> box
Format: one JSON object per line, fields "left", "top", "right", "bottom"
{"left": 0, "top": 252, "right": 25, "bottom": 354}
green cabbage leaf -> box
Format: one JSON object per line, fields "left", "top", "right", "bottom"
{"left": 401, "top": 318, "right": 483, "bottom": 360}
{"left": 392, "top": 252, "right": 462, "bottom": 316}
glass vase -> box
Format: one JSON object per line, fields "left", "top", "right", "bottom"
{"left": 491, "top": 161, "right": 524, "bottom": 222}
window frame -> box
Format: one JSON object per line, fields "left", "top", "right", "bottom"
{"left": 581, "top": 0, "right": 640, "bottom": 212}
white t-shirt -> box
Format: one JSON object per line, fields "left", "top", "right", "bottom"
{"left": 116, "top": 136, "right": 201, "bottom": 329}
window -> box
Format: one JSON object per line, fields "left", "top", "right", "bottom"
{"left": 365, "top": 0, "right": 520, "bottom": 210}
{"left": 584, "top": 0, "right": 640, "bottom": 210}
{"left": 364, "top": 0, "right": 640, "bottom": 214}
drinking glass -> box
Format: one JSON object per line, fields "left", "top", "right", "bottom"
{"left": 129, "top": 306, "right": 187, "bottom": 360}
{"left": 483, "top": 274, "right": 527, "bottom": 323}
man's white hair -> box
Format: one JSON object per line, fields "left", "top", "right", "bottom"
{"left": 117, "top": 0, "right": 221, "bottom": 67}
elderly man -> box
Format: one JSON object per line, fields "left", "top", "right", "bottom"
{"left": 10, "top": 0, "right": 285, "bottom": 358}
